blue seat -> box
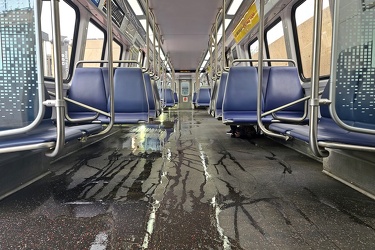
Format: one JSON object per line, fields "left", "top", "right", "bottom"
{"left": 144, "top": 73, "right": 157, "bottom": 119}
{"left": 196, "top": 88, "right": 211, "bottom": 107}
{"left": 152, "top": 81, "right": 162, "bottom": 116}
{"left": 214, "top": 72, "right": 228, "bottom": 119}
{"left": 0, "top": 122, "right": 102, "bottom": 150}
{"left": 222, "top": 66, "right": 258, "bottom": 124}
{"left": 270, "top": 79, "right": 375, "bottom": 147}
{"left": 164, "top": 89, "right": 175, "bottom": 107}
{"left": 67, "top": 68, "right": 109, "bottom": 121}
{"left": 111, "top": 68, "right": 149, "bottom": 123}
{"left": 208, "top": 79, "right": 219, "bottom": 116}
{"left": 262, "top": 67, "right": 306, "bottom": 123}
{"left": 222, "top": 66, "right": 306, "bottom": 125}
{"left": 192, "top": 92, "right": 197, "bottom": 104}
{"left": 0, "top": 89, "right": 103, "bottom": 152}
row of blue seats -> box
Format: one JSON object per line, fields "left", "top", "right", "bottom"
{"left": 210, "top": 57, "right": 375, "bottom": 152}
{"left": 267, "top": 44, "right": 375, "bottom": 150}
{"left": 68, "top": 67, "right": 162, "bottom": 123}
{"left": 209, "top": 66, "right": 305, "bottom": 125}
{"left": 270, "top": 81, "right": 375, "bottom": 148}
{"left": 0, "top": 66, "right": 164, "bottom": 154}
{"left": 0, "top": 88, "right": 103, "bottom": 152}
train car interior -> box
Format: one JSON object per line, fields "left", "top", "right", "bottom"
{"left": 1, "top": 0, "right": 375, "bottom": 248}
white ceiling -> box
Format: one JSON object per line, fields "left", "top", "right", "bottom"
{"left": 149, "top": 0, "right": 223, "bottom": 72}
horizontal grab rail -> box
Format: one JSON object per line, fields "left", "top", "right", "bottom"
{"left": 75, "top": 60, "right": 140, "bottom": 68}
{"left": 232, "top": 58, "right": 297, "bottom": 67}
{"left": 261, "top": 90, "right": 324, "bottom": 117}
{"left": 48, "top": 91, "right": 111, "bottom": 119}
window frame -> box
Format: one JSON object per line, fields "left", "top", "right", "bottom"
{"left": 113, "top": 38, "right": 123, "bottom": 66}
{"left": 42, "top": 0, "right": 80, "bottom": 83}
{"left": 291, "top": 0, "right": 331, "bottom": 81}
{"left": 247, "top": 38, "right": 259, "bottom": 66}
{"left": 264, "top": 17, "right": 288, "bottom": 66}
{"left": 84, "top": 19, "right": 107, "bottom": 67}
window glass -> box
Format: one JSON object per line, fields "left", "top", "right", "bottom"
{"left": 41, "top": 1, "right": 76, "bottom": 79}
{"left": 113, "top": 40, "right": 122, "bottom": 66}
{"left": 84, "top": 22, "right": 105, "bottom": 67}
{"left": 249, "top": 39, "right": 259, "bottom": 65}
{"left": 266, "top": 20, "right": 288, "bottom": 66}
{"left": 294, "top": 0, "right": 332, "bottom": 79}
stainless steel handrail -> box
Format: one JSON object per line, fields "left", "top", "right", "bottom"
{"left": 222, "top": 0, "right": 227, "bottom": 72}
{"left": 256, "top": 0, "right": 289, "bottom": 141}
{"left": 48, "top": 91, "right": 110, "bottom": 121}
{"left": 308, "top": 0, "right": 328, "bottom": 157}
{"left": 143, "top": 0, "right": 150, "bottom": 73}
{"left": 232, "top": 58, "right": 297, "bottom": 66}
{"left": 46, "top": 0, "right": 65, "bottom": 157}
{"left": 0, "top": 142, "right": 56, "bottom": 154}
{"left": 89, "top": 0, "right": 115, "bottom": 138}
{"left": 75, "top": 60, "right": 140, "bottom": 68}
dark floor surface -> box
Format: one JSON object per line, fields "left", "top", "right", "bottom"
{"left": 0, "top": 110, "right": 374, "bottom": 249}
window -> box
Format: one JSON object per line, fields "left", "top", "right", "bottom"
{"left": 113, "top": 40, "right": 122, "bottom": 65}
{"left": 265, "top": 19, "right": 288, "bottom": 66}
{"left": 84, "top": 21, "right": 105, "bottom": 67}
{"left": 248, "top": 39, "right": 259, "bottom": 66}
{"left": 293, "top": 0, "right": 332, "bottom": 79}
{"left": 41, "top": 0, "right": 77, "bottom": 80}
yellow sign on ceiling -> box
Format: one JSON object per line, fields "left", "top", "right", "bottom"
{"left": 232, "top": 2, "right": 259, "bottom": 43}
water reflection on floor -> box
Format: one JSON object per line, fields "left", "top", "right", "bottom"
{"left": 0, "top": 110, "right": 375, "bottom": 249}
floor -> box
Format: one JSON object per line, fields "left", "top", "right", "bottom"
{"left": 0, "top": 110, "right": 374, "bottom": 249}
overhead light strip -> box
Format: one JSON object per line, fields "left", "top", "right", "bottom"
{"left": 128, "top": 0, "right": 144, "bottom": 15}
{"left": 227, "top": 0, "right": 243, "bottom": 15}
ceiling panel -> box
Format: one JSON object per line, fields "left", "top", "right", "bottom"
{"left": 150, "top": 0, "right": 222, "bottom": 71}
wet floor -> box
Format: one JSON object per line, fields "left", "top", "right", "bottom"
{"left": 0, "top": 110, "right": 375, "bottom": 249}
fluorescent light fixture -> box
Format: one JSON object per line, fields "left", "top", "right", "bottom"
{"left": 140, "top": 19, "right": 147, "bottom": 30}
{"left": 225, "top": 18, "right": 232, "bottom": 29}
{"left": 202, "top": 60, "right": 208, "bottom": 68}
{"left": 227, "top": 0, "right": 242, "bottom": 15}
{"left": 217, "top": 33, "right": 222, "bottom": 41}
{"left": 128, "top": 0, "right": 144, "bottom": 15}
{"left": 204, "top": 52, "right": 210, "bottom": 61}
{"left": 160, "top": 52, "right": 165, "bottom": 61}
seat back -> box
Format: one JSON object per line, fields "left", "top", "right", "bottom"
{"left": 164, "top": 89, "right": 175, "bottom": 107}
{"left": 196, "top": 88, "right": 211, "bottom": 106}
{"left": 214, "top": 72, "right": 228, "bottom": 117}
{"left": 263, "top": 67, "right": 305, "bottom": 113}
{"left": 209, "top": 79, "right": 219, "bottom": 113}
{"left": 192, "top": 92, "right": 197, "bottom": 104}
{"left": 113, "top": 68, "right": 149, "bottom": 114}
{"left": 67, "top": 68, "right": 108, "bottom": 117}
{"left": 152, "top": 80, "right": 162, "bottom": 115}
{"left": 222, "top": 67, "right": 258, "bottom": 112}
{"left": 144, "top": 73, "right": 156, "bottom": 118}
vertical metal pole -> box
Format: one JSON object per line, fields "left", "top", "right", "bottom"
{"left": 309, "top": 0, "right": 328, "bottom": 157}
{"left": 46, "top": 0, "right": 65, "bottom": 157}
{"left": 93, "top": 0, "right": 114, "bottom": 136}
{"left": 144, "top": 0, "right": 149, "bottom": 72}
{"left": 256, "top": 0, "right": 288, "bottom": 140}
{"left": 222, "top": 0, "right": 226, "bottom": 70}
{"left": 209, "top": 36, "right": 213, "bottom": 81}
